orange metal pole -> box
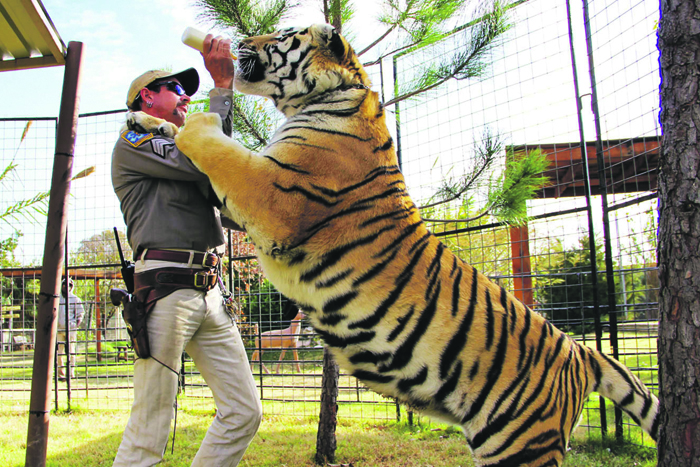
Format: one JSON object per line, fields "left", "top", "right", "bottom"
{"left": 510, "top": 223, "right": 534, "bottom": 307}
{"left": 95, "top": 278, "right": 102, "bottom": 362}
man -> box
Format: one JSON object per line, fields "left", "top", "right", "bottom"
{"left": 111, "top": 34, "right": 262, "bottom": 467}
{"left": 57, "top": 277, "right": 84, "bottom": 381}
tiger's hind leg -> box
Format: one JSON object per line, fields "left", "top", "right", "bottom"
{"left": 475, "top": 449, "right": 565, "bottom": 467}
{"left": 469, "top": 426, "right": 567, "bottom": 467}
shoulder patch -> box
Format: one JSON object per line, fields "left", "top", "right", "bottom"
{"left": 151, "top": 138, "right": 175, "bottom": 159}
{"left": 121, "top": 130, "right": 154, "bottom": 148}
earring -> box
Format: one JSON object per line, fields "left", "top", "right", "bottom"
{"left": 146, "top": 101, "right": 153, "bottom": 108}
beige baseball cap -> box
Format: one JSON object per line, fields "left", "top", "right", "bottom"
{"left": 126, "top": 67, "right": 200, "bottom": 109}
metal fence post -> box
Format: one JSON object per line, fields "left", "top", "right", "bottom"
{"left": 581, "top": 0, "right": 623, "bottom": 439}
{"left": 565, "top": 0, "right": 609, "bottom": 437}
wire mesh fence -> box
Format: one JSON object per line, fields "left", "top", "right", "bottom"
{"left": 0, "top": 0, "right": 659, "bottom": 447}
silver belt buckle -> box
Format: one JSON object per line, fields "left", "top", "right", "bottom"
{"left": 194, "top": 271, "right": 208, "bottom": 289}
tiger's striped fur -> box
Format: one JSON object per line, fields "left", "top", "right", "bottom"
{"left": 174, "top": 24, "right": 659, "bottom": 467}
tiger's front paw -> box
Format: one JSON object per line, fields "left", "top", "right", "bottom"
{"left": 175, "top": 112, "right": 223, "bottom": 157}
{"left": 126, "top": 111, "right": 179, "bottom": 138}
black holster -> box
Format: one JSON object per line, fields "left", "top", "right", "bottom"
{"left": 110, "top": 288, "right": 151, "bottom": 359}
{"left": 110, "top": 266, "right": 218, "bottom": 360}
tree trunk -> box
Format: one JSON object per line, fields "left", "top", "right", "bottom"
{"left": 657, "top": 0, "right": 700, "bottom": 465}
{"left": 315, "top": 347, "right": 339, "bottom": 465}
{"left": 321, "top": 0, "right": 343, "bottom": 33}
{"left": 330, "top": 0, "right": 342, "bottom": 33}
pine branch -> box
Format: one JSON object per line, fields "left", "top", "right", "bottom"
{"left": 12, "top": 121, "right": 33, "bottom": 160}
{"left": 419, "top": 147, "right": 550, "bottom": 227}
{"left": 194, "top": 0, "right": 295, "bottom": 37}
{"left": 324, "top": 0, "right": 353, "bottom": 32}
{"left": 358, "top": 24, "right": 399, "bottom": 57}
{"left": 73, "top": 166, "right": 96, "bottom": 180}
{"left": 362, "top": 40, "right": 423, "bottom": 67}
{"left": 418, "top": 160, "right": 489, "bottom": 211}
{"left": 422, "top": 207, "right": 490, "bottom": 224}
{"left": 231, "top": 98, "right": 269, "bottom": 148}
{"left": 361, "top": 0, "right": 457, "bottom": 58}
{"left": 485, "top": 148, "right": 550, "bottom": 225}
{"left": 0, "top": 162, "right": 95, "bottom": 229}
{"left": 419, "top": 130, "right": 501, "bottom": 210}
{"left": 384, "top": 0, "right": 510, "bottom": 107}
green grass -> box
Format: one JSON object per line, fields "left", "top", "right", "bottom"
{"left": 0, "top": 331, "right": 660, "bottom": 465}
{"left": 566, "top": 436, "right": 657, "bottom": 467}
{"left": 0, "top": 407, "right": 656, "bottom": 466}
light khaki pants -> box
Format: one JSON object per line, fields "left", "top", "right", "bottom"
{"left": 56, "top": 331, "right": 76, "bottom": 378}
{"left": 113, "top": 259, "right": 262, "bottom": 467}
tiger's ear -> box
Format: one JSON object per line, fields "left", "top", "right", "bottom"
{"left": 314, "top": 24, "right": 346, "bottom": 60}
{"left": 328, "top": 28, "right": 346, "bottom": 59}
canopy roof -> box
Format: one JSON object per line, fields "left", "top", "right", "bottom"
{"left": 0, "top": 0, "right": 65, "bottom": 71}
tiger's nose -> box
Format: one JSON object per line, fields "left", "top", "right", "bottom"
{"left": 238, "top": 40, "right": 254, "bottom": 52}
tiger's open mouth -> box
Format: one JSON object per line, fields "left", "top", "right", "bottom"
{"left": 236, "top": 47, "right": 266, "bottom": 83}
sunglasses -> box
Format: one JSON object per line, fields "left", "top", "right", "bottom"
{"left": 132, "top": 80, "right": 188, "bottom": 110}
{"left": 156, "top": 81, "right": 187, "bottom": 96}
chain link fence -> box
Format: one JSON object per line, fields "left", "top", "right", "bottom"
{"left": 0, "top": 0, "right": 659, "bottom": 446}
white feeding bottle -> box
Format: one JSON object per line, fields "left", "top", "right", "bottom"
{"left": 182, "top": 27, "right": 237, "bottom": 59}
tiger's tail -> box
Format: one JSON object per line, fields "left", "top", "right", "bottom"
{"left": 589, "top": 347, "right": 659, "bottom": 441}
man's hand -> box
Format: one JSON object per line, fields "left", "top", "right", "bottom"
{"left": 202, "top": 35, "right": 235, "bottom": 90}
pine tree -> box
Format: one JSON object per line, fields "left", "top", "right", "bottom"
{"left": 657, "top": 0, "right": 700, "bottom": 463}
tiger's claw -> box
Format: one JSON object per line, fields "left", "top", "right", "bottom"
{"left": 126, "top": 111, "right": 179, "bottom": 138}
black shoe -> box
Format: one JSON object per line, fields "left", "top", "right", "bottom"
{"left": 58, "top": 376, "right": 66, "bottom": 382}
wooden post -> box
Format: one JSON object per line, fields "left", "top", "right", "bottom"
{"left": 26, "top": 41, "right": 83, "bottom": 467}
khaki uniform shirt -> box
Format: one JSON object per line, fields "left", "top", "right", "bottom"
{"left": 111, "top": 89, "right": 234, "bottom": 259}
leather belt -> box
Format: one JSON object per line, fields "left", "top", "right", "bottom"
{"left": 141, "top": 249, "right": 219, "bottom": 268}
{"left": 134, "top": 267, "right": 218, "bottom": 292}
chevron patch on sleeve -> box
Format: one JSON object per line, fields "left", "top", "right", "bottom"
{"left": 151, "top": 138, "right": 175, "bottom": 159}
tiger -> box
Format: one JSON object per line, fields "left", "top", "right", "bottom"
{"left": 131, "top": 23, "right": 659, "bottom": 467}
